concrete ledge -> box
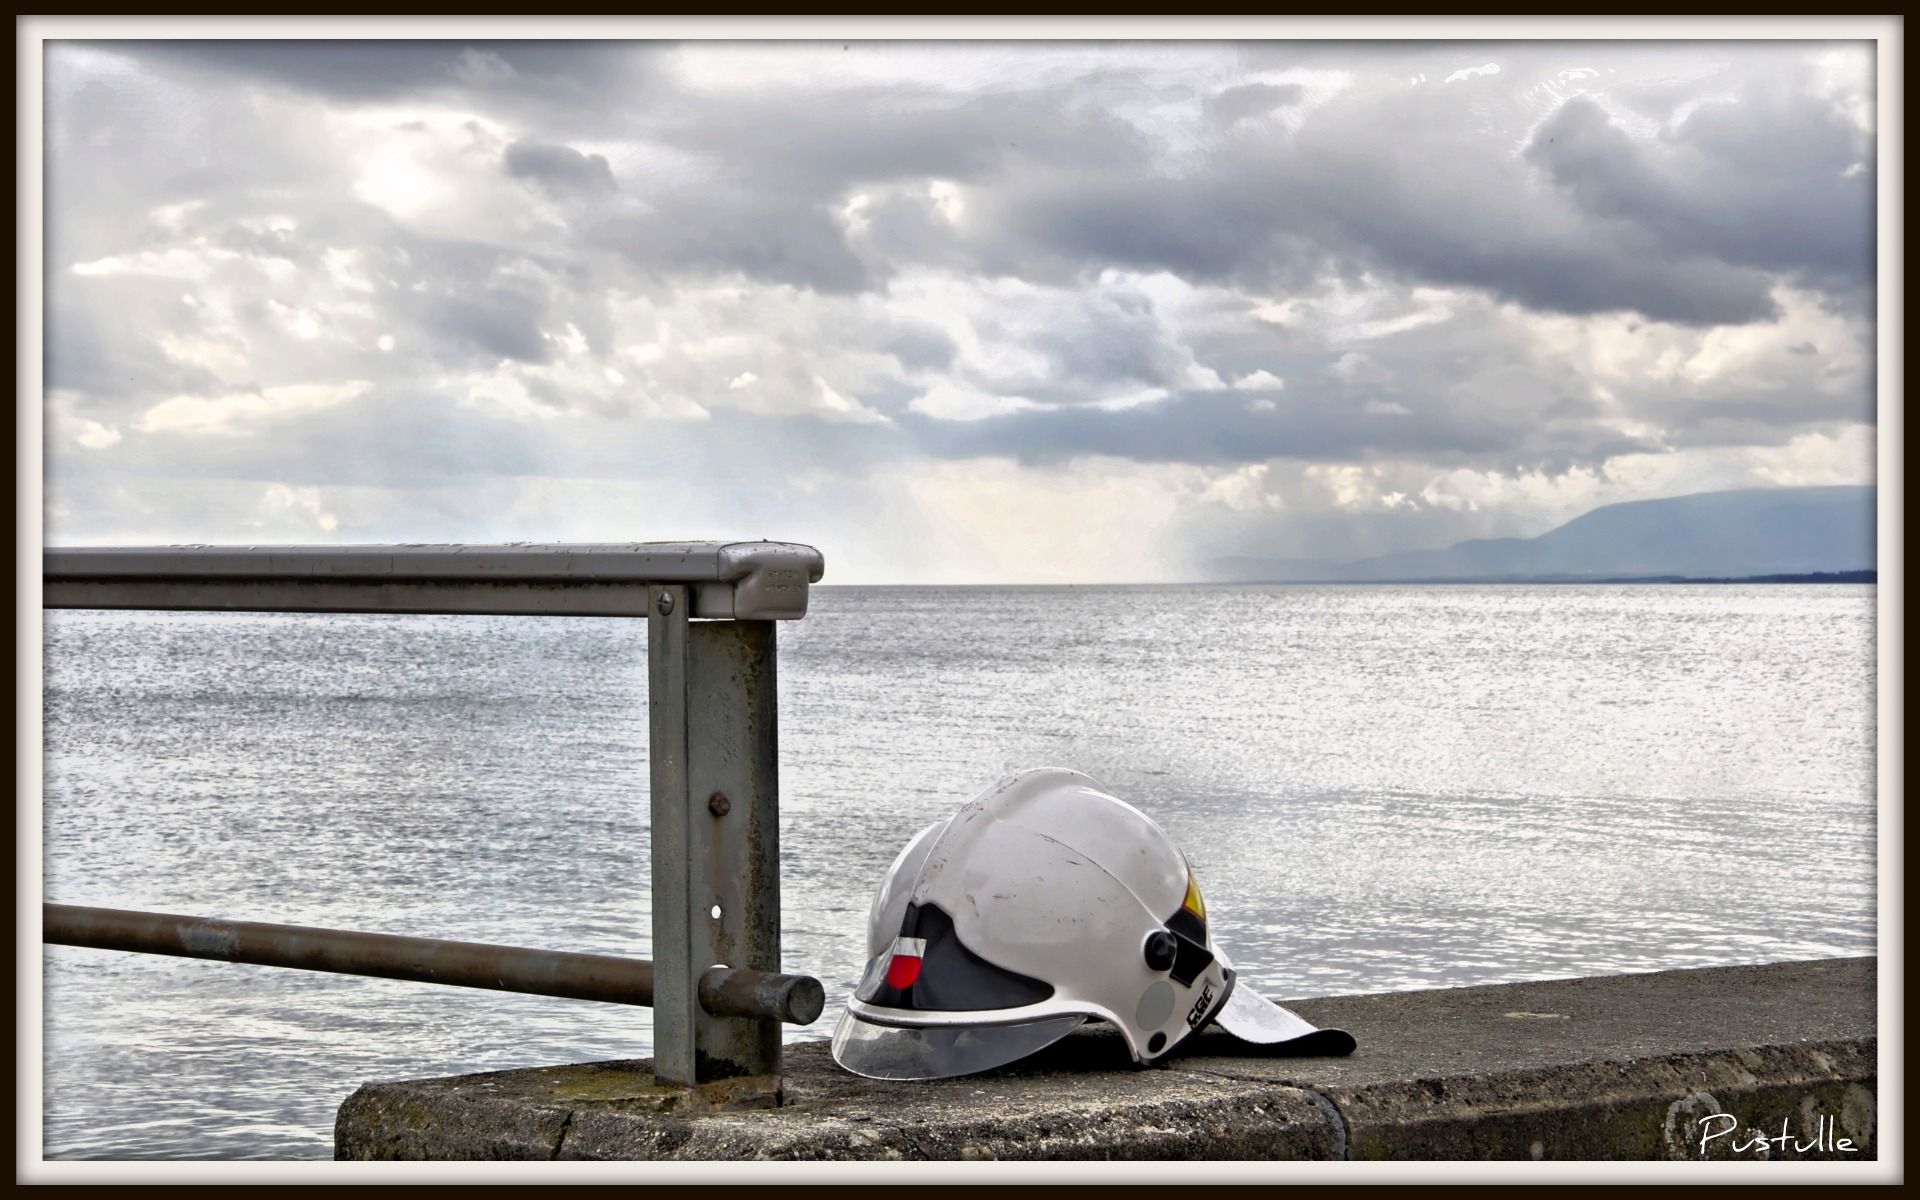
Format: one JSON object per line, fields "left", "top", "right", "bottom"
{"left": 335, "top": 957, "right": 1876, "bottom": 1161}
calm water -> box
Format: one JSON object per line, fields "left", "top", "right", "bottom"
{"left": 39, "top": 585, "right": 1878, "bottom": 1159}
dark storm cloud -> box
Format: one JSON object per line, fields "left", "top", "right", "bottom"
{"left": 901, "top": 382, "right": 1658, "bottom": 473}
{"left": 1641, "top": 373, "right": 1874, "bottom": 446}
{"left": 409, "top": 288, "right": 553, "bottom": 364}
{"left": 771, "top": 46, "right": 1864, "bottom": 328}
{"left": 1031, "top": 300, "right": 1189, "bottom": 393}
{"left": 39, "top": 37, "right": 1880, "bottom": 568}
{"left": 93, "top": 40, "right": 487, "bottom": 99}
{"left": 72, "top": 39, "right": 1874, "bottom": 329}
{"left": 961, "top": 85, "right": 1827, "bottom": 326}
{"left": 44, "top": 279, "right": 209, "bottom": 405}
{"left": 588, "top": 205, "right": 872, "bottom": 294}
{"left": 1525, "top": 95, "right": 1873, "bottom": 302}
{"left": 848, "top": 187, "right": 975, "bottom": 273}
{"left": 881, "top": 323, "right": 958, "bottom": 371}
{"left": 1208, "top": 82, "right": 1305, "bottom": 127}
{"left": 573, "top": 86, "right": 1155, "bottom": 293}
{"left": 503, "top": 139, "right": 616, "bottom": 193}
{"left": 654, "top": 86, "right": 1148, "bottom": 195}
{"left": 974, "top": 172, "right": 1280, "bottom": 287}
{"left": 977, "top": 290, "right": 1210, "bottom": 404}
{"left": 94, "top": 39, "right": 652, "bottom": 106}
{"left": 1354, "top": 217, "right": 1781, "bottom": 326}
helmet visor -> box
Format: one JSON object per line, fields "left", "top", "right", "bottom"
{"left": 830, "top": 1010, "right": 1087, "bottom": 1081}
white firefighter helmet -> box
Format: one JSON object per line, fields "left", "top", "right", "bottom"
{"left": 831, "top": 767, "right": 1355, "bottom": 1080}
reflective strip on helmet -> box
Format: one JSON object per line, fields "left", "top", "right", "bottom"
{"left": 1165, "top": 870, "right": 1209, "bottom": 949}
{"left": 885, "top": 937, "right": 927, "bottom": 988}
{"left": 1182, "top": 873, "right": 1207, "bottom": 921}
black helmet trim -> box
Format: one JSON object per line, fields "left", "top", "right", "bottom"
{"left": 1165, "top": 903, "right": 1206, "bottom": 946}
{"left": 1165, "top": 928, "right": 1215, "bottom": 987}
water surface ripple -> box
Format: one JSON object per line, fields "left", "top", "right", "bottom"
{"left": 40, "top": 584, "right": 1877, "bottom": 1158}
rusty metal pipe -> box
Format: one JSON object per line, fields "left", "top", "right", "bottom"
{"left": 699, "top": 965, "right": 825, "bottom": 1026}
{"left": 43, "top": 904, "right": 822, "bottom": 1025}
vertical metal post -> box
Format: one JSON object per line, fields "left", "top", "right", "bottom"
{"left": 648, "top": 585, "right": 696, "bottom": 1085}
{"left": 648, "top": 585, "right": 783, "bottom": 1087}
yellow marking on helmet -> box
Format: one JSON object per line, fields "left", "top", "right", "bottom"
{"left": 1182, "top": 873, "right": 1206, "bottom": 921}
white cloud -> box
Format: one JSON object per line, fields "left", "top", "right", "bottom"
{"left": 47, "top": 390, "right": 123, "bottom": 449}
{"left": 149, "top": 200, "right": 206, "bottom": 232}
{"left": 813, "top": 376, "right": 889, "bottom": 424}
{"left": 897, "top": 455, "right": 1202, "bottom": 583}
{"left": 1445, "top": 63, "right": 1502, "bottom": 84}
{"left": 267, "top": 300, "right": 324, "bottom": 341}
{"left": 238, "top": 214, "right": 298, "bottom": 236}
{"left": 334, "top": 106, "right": 553, "bottom": 243}
{"left": 158, "top": 332, "right": 250, "bottom": 375}
{"left": 1089, "top": 387, "right": 1172, "bottom": 412}
{"left": 927, "top": 179, "right": 966, "bottom": 222}
{"left": 1352, "top": 302, "right": 1454, "bottom": 342}
{"left": 1329, "top": 352, "right": 1384, "bottom": 384}
{"left": 461, "top": 372, "right": 561, "bottom": 422}
{"left": 136, "top": 381, "right": 374, "bottom": 437}
{"left": 254, "top": 483, "right": 339, "bottom": 533}
{"left": 73, "top": 243, "right": 240, "bottom": 282}
{"left": 909, "top": 382, "right": 1037, "bottom": 422}
{"left": 1200, "top": 463, "right": 1283, "bottom": 511}
{"left": 323, "top": 248, "right": 376, "bottom": 292}
{"left": 1308, "top": 463, "right": 1400, "bottom": 511}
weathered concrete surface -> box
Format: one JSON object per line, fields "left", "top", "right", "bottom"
{"left": 334, "top": 1045, "right": 1337, "bottom": 1161}
{"left": 1181, "top": 956, "right": 1878, "bottom": 1161}
{"left": 335, "top": 957, "right": 1876, "bottom": 1161}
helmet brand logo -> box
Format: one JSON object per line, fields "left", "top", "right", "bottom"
{"left": 1186, "top": 982, "right": 1216, "bottom": 1030}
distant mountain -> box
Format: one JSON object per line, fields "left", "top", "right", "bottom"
{"left": 1208, "top": 485, "right": 1877, "bottom": 583}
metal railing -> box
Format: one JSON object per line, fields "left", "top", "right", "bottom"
{"left": 41, "top": 541, "right": 826, "bottom": 1090}
{"left": 43, "top": 904, "right": 825, "bottom": 1024}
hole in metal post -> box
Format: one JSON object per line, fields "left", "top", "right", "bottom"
{"left": 710, "top": 905, "right": 723, "bottom": 920}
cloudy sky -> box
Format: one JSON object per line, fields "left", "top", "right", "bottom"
{"left": 36, "top": 29, "right": 1883, "bottom": 583}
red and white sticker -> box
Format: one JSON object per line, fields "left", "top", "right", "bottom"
{"left": 885, "top": 937, "right": 928, "bottom": 988}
